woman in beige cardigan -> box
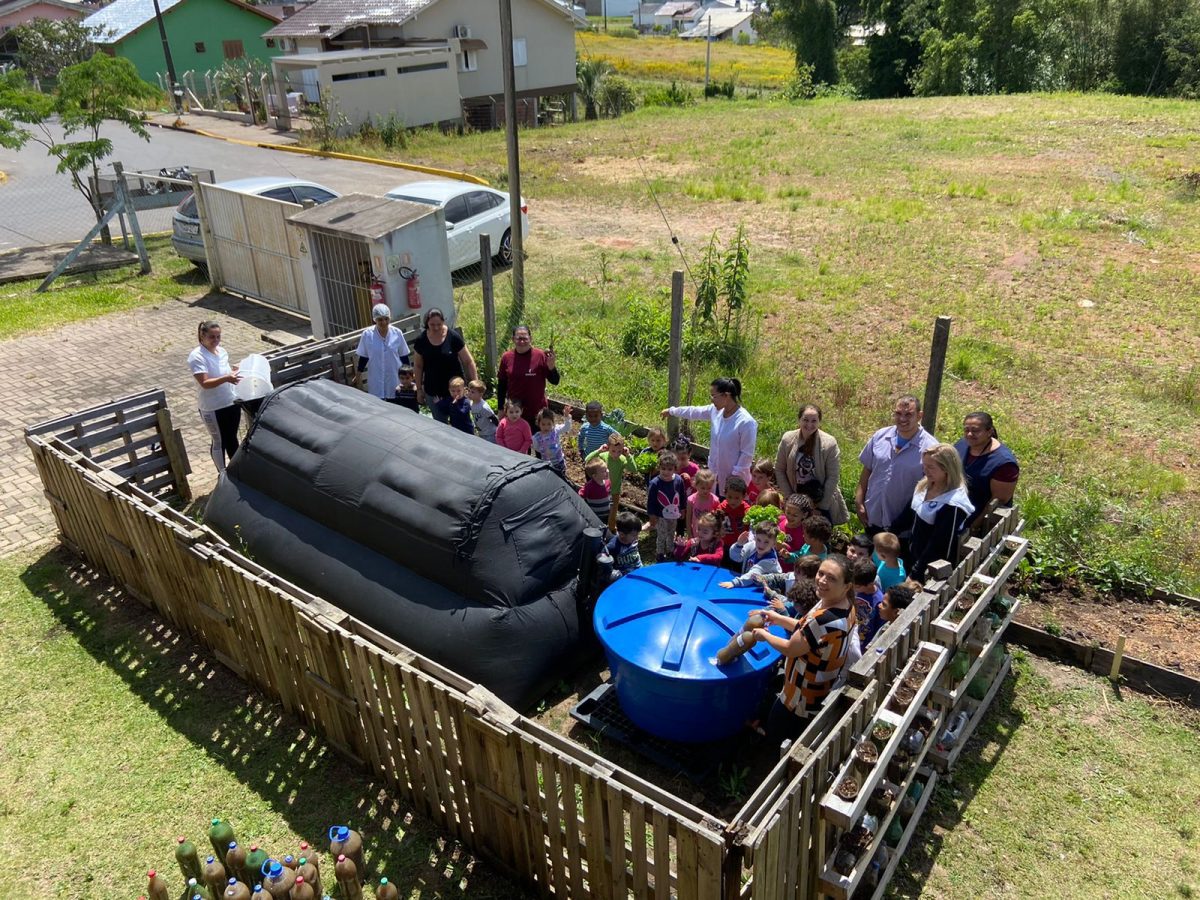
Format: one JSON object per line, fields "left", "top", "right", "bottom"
{"left": 774, "top": 404, "right": 850, "bottom": 525}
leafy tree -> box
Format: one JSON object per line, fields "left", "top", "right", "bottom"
{"left": 9, "top": 19, "right": 101, "bottom": 83}
{"left": 0, "top": 56, "right": 156, "bottom": 231}
{"left": 776, "top": 0, "right": 841, "bottom": 84}
{"left": 576, "top": 57, "right": 613, "bottom": 120}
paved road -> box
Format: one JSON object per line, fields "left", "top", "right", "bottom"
{"left": 0, "top": 122, "right": 431, "bottom": 251}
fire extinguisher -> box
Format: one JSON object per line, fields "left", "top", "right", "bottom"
{"left": 368, "top": 277, "right": 385, "bottom": 305}
{"left": 403, "top": 266, "right": 421, "bottom": 310}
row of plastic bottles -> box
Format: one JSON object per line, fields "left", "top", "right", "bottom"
{"left": 143, "top": 819, "right": 401, "bottom": 900}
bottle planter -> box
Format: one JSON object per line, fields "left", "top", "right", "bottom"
{"left": 836, "top": 776, "right": 860, "bottom": 801}
{"left": 871, "top": 721, "right": 895, "bottom": 752}
{"left": 890, "top": 684, "right": 916, "bottom": 713}
{"left": 854, "top": 740, "right": 879, "bottom": 775}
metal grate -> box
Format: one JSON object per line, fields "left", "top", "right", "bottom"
{"left": 569, "top": 682, "right": 741, "bottom": 783}
{"left": 311, "top": 231, "right": 373, "bottom": 336}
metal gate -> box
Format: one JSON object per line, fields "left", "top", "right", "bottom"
{"left": 310, "top": 230, "right": 373, "bottom": 336}
{"left": 198, "top": 184, "right": 308, "bottom": 316}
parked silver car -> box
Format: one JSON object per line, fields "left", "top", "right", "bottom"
{"left": 383, "top": 180, "right": 528, "bottom": 271}
{"left": 171, "top": 176, "right": 340, "bottom": 269}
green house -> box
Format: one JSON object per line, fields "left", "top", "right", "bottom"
{"left": 83, "top": 0, "right": 281, "bottom": 86}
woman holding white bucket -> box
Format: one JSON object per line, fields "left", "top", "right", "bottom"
{"left": 188, "top": 320, "right": 242, "bottom": 474}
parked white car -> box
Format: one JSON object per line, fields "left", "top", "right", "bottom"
{"left": 383, "top": 180, "right": 528, "bottom": 272}
{"left": 172, "top": 177, "right": 340, "bottom": 269}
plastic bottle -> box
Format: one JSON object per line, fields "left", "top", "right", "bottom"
{"left": 260, "top": 859, "right": 297, "bottom": 899}
{"left": 328, "top": 826, "right": 364, "bottom": 878}
{"left": 186, "top": 877, "right": 215, "bottom": 900}
{"left": 884, "top": 818, "right": 903, "bottom": 848}
{"left": 177, "top": 837, "right": 204, "bottom": 883}
{"left": 245, "top": 845, "right": 269, "bottom": 886}
{"left": 209, "top": 819, "right": 237, "bottom": 861}
{"left": 223, "top": 878, "right": 252, "bottom": 900}
{"left": 334, "top": 855, "right": 363, "bottom": 900}
{"left": 291, "top": 875, "right": 315, "bottom": 900}
{"left": 716, "top": 629, "right": 759, "bottom": 665}
{"left": 376, "top": 877, "right": 400, "bottom": 900}
{"left": 226, "top": 842, "right": 249, "bottom": 885}
{"left": 281, "top": 854, "right": 298, "bottom": 871}
{"left": 296, "top": 857, "right": 321, "bottom": 897}
{"left": 203, "top": 855, "right": 228, "bottom": 898}
{"left": 146, "top": 869, "right": 171, "bottom": 900}
{"left": 938, "top": 710, "right": 971, "bottom": 751}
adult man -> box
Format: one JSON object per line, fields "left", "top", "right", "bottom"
{"left": 855, "top": 395, "right": 939, "bottom": 535}
{"left": 354, "top": 304, "right": 411, "bottom": 403}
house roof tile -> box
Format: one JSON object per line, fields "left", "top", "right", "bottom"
{"left": 83, "top": 0, "right": 278, "bottom": 44}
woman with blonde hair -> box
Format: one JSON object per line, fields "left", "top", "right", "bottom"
{"left": 895, "top": 443, "right": 975, "bottom": 581}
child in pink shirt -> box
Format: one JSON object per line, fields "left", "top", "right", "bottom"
{"left": 779, "top": 493, "right": 814, "bottom": 572}
{"left": 495, "top": 399, "right": 532, "bottom": 454}
{"left": 686, "top": 468, "right": 718, "bottom": 537}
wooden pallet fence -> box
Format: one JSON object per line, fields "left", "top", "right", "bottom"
{"left": 263, "top": 315, "right": 421, "bottom": 388}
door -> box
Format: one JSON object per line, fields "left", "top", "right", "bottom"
{"left": 442, "top": 193, "right": 472, "bottom": 270}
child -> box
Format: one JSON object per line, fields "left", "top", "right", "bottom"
{"left": 531, "top": 405, "right": 574, "bottom": 476}
{"left": 851, "top": 557, "right": 884, "bottom": 645}
{"left": 586, "top": 432, "right": 639, "bottom": 532}
{"left": 672, "top": 436, "right": 700, "bottom": 493}
{"left": 746, "top": 458, "right": 775, "bottom": 504}
{"left": 786, "top": 515, "right": 831, "bottom": 562}
{"left": 645, "top": 450, "right": 686, "bottom": 561}
{"left": 606, "top": 511, "right": 644, "bottom": 580}
{"left": 780, "top": 494, "right": 814, "bottom": 568}
{"left": 466, "top": 379, "right": 498, "bottom": 442}
{"left": 847, "top": 533, "right": 875, "bottom": 565}
{"left": 720, "top": 521, "right": 782, "bottom": 588}
{"left": 639, "top": 425, "right": 669, "bottom": 463}
{"left": 873, "top": 531, "right": 908, "bottom": 592}
{"left": 718, "top": 476, "right": 750, "bottom": 552}
{"left": 674, "top": 510, "right": 726, "bottom": 565}
{"left": 763, "top": 575, "right": 818, "bottom": 617}
{"left": 579, "top": 457, "right": 612, "bottom": 525}
{"left": 577, "top": 401, "right": 617, "bottom": 458}
{"left": 754, "top": 489, "right": 784, "bottom": 513}
{"left": 828, "top": 530, "right": 849, "bottom": 556}
{"left": 495, "top": 399, "right": 532, "bottom": 454}
{"left": 865, "top": 584, "right": 915, "bottom": 647}
{"left": 395, "top": 364, "right": 419, "bottom": 412}
{"left": 437, "top": 377, "right": 473, "bottom": 434}
{"left": 686, "top": 468, "right": 719, "bottom": 537}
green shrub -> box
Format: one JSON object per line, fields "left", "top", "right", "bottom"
{"left": 704, "top": 76, "right": 737, "bottom": 98}
{"left": 376, "top": 112, "right": 407, "bottom": 149}
{"left": 735, "top": 31, "right": 752, "bottom": 46}
{"left": 618, "top": 289, "right": 752, "bottom": 371}
{"left": 779, "top": 64, "right": 816, "bottom": 101}
{"left": 610, "top": 26, "right": 639, "bottom": 38}
{"left": 836, "top": 45, "right": 870, "bottom": 98}
{"left": 599, "top": 74, "right": 637, "bottom": 116}
{"left": 642, "top": 79, "right": 694, "bottom": 107}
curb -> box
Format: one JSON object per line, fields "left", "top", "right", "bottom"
{"left": 149, "top": 121, "right": 489, "bottom": 186}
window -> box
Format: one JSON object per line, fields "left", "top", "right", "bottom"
{"left": 331, "top": 68, "right": 385, "bottom": 82}
{"left": 458, "top": 49, "right": 477, "bottom": 72}
{"left": 293, "top": 186, "right": 337, "bottom": 204}
{"left": 397, "top": 61, "right": 448, "bottom": 75}
{"left": 222, "top": 40, "right": 245, "bottom": 59}
{"left": 443, "top": 195, "right": 470, "bottom": 225}
{"left": 265, "top": 38, "right": 276, "bottom": 48}
{"left": 194, "top": 42, "right": 206, "bottom": 53}
{"left": 466, "top": 191, "right": 503, "bottom": 218}
{"left": 261, "top": 187, "right": 297, "bottom": 202}
{"left": 513, "top": 37, "right": 527, "bottom": 67}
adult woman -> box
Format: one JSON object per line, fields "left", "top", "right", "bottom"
{"left": 496, "top": 325, "right": 560, "bottom": 428}
{"left": 955, "top": 411, "right": 1019, "bottom": 528}
{"left": 896, "top": 443, "right": 975, "bottom": 581}
{"left": 661, "top": 377, "right": 757, "bottom": 495}
{"left": 412, "top": 308, "right": 478, "bottom": 423}
{"left": 774, "top": 403, "right": 849, "bottom": 524}
{"left": 753, "top": 555, "right": 858, "bottom": 745}
{"left": 188, "top": 320, "right": 242, "bottom": 474}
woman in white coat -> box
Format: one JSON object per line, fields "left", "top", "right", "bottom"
{"left": 774, "top": 403, "right": 850, "bottom": 525}
{"left": 661, "top": 377, "right": 757, "bottom": 496}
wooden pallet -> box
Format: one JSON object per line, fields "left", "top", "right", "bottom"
{"left": 928, "top": 654, "right": 1012, "bottom": 773}
{"left": 867, "top": 768, "right": 938, "bottom": 900}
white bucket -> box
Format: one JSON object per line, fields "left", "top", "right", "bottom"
{"left": 234, "top": 353, "right": 273, "bottom": 402}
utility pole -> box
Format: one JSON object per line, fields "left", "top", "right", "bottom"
{"left": 922, "top": 315, "right": 953, "bottom": 435}
{"left": 499, "top": 0, "right": 525, "bottom": 313}
{"left": 150, "top": 0, "right": 182, "bottom": 114}
{"left": 704, "top": 16, "right": 712, "bottom": 97}
{"left": 603, "top": 0, "right": 608, "bottom": 32}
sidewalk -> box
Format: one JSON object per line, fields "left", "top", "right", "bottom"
{"left": 144, "top": 111, "right": 305, "bottom": 147}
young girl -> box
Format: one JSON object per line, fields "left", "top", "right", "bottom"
{"left": 672, "top": 436, "right": 700, "bottom": 493}
{"left": 746, "top": 458, "right": 776, "bottom": 504}
{"left": 531, "top": 405, "right": 574, "bottom": 476}
{"left": 579, "top": 457, "right": 612, "bottom": 525}
{"left": 780, "top": 493, "right": 814, "bottom": 571}
{"left": 674, "top": 510, "right": 726, "bottom": 565}
{"left": 686, "top": 468, "right": 718, "bottom": 537}
{"left": 495, "top": 399, "right": 532, "bottom": 454}
{"left": 645, "top": 450, "right": 685, "bottom": 561}
{"left": 638, "top": 426, "right": 669, "bottom": 479}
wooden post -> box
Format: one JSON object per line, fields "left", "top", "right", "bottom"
{"left": 1109, "top": 635, "right": 1126, "bottom": 681}
{"left": 499, "top": 0, "right": 524, "bottom": 315}
{"left": 922, "top": 315, "right": 952, "bottom": 436}
{"left": 667, "top": 269, "right": 684, "bottom": 440}
{"left": 113, "top": 162, "right": 151, "bottom": 275}
{"left": 480, "top": 233, "right": 497, "bottom": 386}
{"left": 192, "top": 174, "right": 220, "bottom": 288}
{"left": 155, "top": 407, "right": 192, "bottom": 501}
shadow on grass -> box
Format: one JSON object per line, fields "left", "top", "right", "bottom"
{"left": 19, "top": 546, "right": 529, "bottom": 900}
{"left": 885, "top": 663, "right": 1026, "bottom": 896}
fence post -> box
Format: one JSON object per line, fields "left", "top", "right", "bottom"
{"left": 480, "top": 233, "right": 497, "bottom": 386}
{"left": 667, "top": 269, "right": 684, "bottom": 439}
{"left": 155, "top": 407, "right": 192, "bottom": 501}
{"left": 192, "top": 174, "right": 220, "bottom": 288}
{"left": 922, "top": 315, "right": 952, "bottom": 436}
{"left": 113, "top": 162, "right": 151, "bottom": 275}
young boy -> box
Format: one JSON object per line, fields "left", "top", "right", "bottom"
{"left": 864, "top": 583, "right": 915, "bottom": 647}
{"left": 395, "top": 364, "right": 420, "bottom": 412}
{"left": 606, "top": 511, "right": 644, "bottom": 580}
{"left": 638, "top": 426, "right": 669, "bottom": 480}
{"left": 721, "top": 521, "right": 782, "bottom": 588}
{"left": 851, "top": 557, "right": 884, "bottom": 645}
{"left": 847, "top": 533, "right": 875, "bottom": 565}
{"left": 746, "top": 459, "right": 775, "bottom": 504}
{"left": 645, "top": 450, "right": 685, "bottom": 561}
{"left": 586, "top": 433, "right": 639, "bottom": 532}
{"left": 873, "top": 531, "right": 907, "bottom": 592}
{"left": 787, "top": 515, "right": 831, "bottom": 561}
{"left": 718, "top": 476, "right": 751, "bottom": 552}
{"left": 438, "top": 377, "right": 473, "bottom": 434}
{"left": 579, "top": 457, "right": 612, "bottom": 525}
{"left": 466, "top": 379, "right": 498, "bottom": 441}
{"left": 577, "top": 401, "right": 617, "bottom": 458}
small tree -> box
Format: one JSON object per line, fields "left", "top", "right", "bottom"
{"left": 576, "top": 57, "right": 613, "bottom": 120}
{"left": 9, "top": 19, "right": 99, "bottom": 83}
{"left": 0, "top": 56, "right": 156, "bottom": 234}
{"left": 776, "top": 0, "right": 840, "bottom": 84}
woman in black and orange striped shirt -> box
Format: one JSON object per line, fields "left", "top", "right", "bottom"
{"left": 753, "top": 554, "right": 857, "bottom": 746}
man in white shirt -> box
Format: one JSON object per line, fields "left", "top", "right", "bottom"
{"left": 354, "top": 304, "right": 412, "bottom": 403}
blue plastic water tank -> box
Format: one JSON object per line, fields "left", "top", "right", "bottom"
{"left": 594, "top": 562, "right": 787, "bottom": 743}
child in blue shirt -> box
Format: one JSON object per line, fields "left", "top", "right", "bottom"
{"left": 851, "top": 557, "right": 884, "bottom": 646}
{"left": 577, "top": 401, "right": 617, "bottom": 458}
{"left": 864, "top": 583, "right": 916, "bottom": 647}
{"left": 606, "top": 511, "right": 644, "bottom": 580}
{"left": 645, "top": 450, "right": 686, "bottom": 561}
{"left": 437, "top": 377, "right": 473, "bottom": 434}
{"left": 873, "top": 531, "right": 907, "bottom": 591}
{"left": 720, "top": 522, "right": 782, "bottom": 589}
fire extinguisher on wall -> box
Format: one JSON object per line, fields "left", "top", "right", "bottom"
{"left": 369, "top": 277, "right": 385, "bottom": 305}
{"left": 403, "top": 266, "right": 421, "bottom": 310}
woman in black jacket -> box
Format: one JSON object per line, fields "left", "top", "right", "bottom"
{"left": 895, "top": 443, "right": 976, "bottom": 582}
